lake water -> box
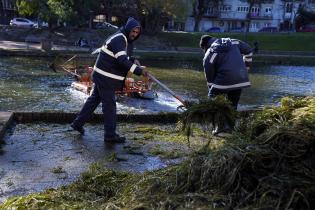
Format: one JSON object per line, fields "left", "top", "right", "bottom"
{"left": 0, "top": 56, "right": 314, "bottom": 113}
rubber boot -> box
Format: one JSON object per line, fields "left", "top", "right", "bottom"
{"left": 212, "top": 121, "right": 232, "bottom": 136}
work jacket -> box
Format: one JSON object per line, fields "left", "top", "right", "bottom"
{"left": 92, "top": 17, "right": 143, "bottom": 90}
{"left": 203, "top": 38, "right": 253, "bottom": 91}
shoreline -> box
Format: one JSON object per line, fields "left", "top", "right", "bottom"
{"left": 1, "top": 40, "right": 315, "bottom": 65}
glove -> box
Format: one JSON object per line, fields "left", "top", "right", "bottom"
{"left": 142, "top": 70, "right": 149, "bottom": 77}
{"left": 134, "top": 59, "right": 141, "bottom": 66}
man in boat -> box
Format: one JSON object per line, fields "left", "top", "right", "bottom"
{"left": 71, "top": 17, "right": 148, "bottom": 143}
{"left": 199, "top": 35, "right": 253, "bottom": 135}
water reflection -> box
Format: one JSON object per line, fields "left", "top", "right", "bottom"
{"left": 245, "top": 65, "right": 315, "bottom": 106}
{"left": 0, "top": 57, "right": 314, "bottom": 112}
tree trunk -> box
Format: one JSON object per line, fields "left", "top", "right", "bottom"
{"left": 194, "top": 15, "right": 202, "bottom": 32}
{"left": 246, "top": 3, "right": 254, "bottom": 32}
{"left": 89, "top": 14, "right": 92, "bottom": 29}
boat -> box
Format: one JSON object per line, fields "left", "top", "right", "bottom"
{"left": 60, "top": 57, "right": 156, "bottom": 100}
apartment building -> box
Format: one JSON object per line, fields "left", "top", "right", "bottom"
{"left": 185, "top": 0, "right": 315, "bottom": 32}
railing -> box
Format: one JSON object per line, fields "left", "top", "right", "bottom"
{"left": 217, "top": 11, "right": 273, "bottom": 20}
{"left": 219, "top": 11, "right": 247, "bottom": 19}
{"left": 204, "top": 11, "right": 219, "bottom": 18}
{"left": 249, "top": 13, "right": 273, "bottom": 20}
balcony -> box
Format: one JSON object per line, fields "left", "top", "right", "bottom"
{"left": 204, "top": 11, "right": 219, "bottom": 18}
{"left": 248, "top": 13, "right": 273, "bottom": 20}
{"left": 219, "top": 11, "right": 247, "bottom": 20}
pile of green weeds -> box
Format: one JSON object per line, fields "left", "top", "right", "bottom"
{"left": 180, "top": 95, "right": 237, "bottom": 140}
{"left": 1, "top": 96, "right": 314, "bottom": 209}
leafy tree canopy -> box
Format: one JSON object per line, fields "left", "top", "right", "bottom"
{"left": 15, "top": 0, "right": 189, "bottom": 32}
{"left": 295, "top": 6, "right": 315, "bottom": 28}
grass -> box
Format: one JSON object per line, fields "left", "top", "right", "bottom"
{"left": 152, "top": 31, "right": 315, "bottom": 52}
{"left": 119, "top": 123, "right": 208, "bottom": 147}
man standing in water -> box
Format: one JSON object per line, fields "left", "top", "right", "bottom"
{"left": 71, "top": 17, "right": 148, "bottom": 143}
{"left": 199, "top": 35, "right": 253, "bottom": 135}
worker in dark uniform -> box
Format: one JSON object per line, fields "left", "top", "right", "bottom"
{"left": 71, "top": 17, "right": 147, "bottom": 143}
{"left": 199, "top": 35, "right": 253, "bottom": 135}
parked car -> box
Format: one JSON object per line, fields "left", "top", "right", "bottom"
{"left": 297, "top": 24, "right": 315, "bottom": 32}
{"left": 10, "top": 18, "right": 35, "bottom": 28}
{"left": 206, "top": 27, "right": 222, "bottom": 33}
{"left": 34, "top": 21, "right": 48, "bottom": 28}
{"left": 229, "top": 27, "right": 245, "bottom": 32}
{"left": 258, "top": 27, "right": 278, "bottom": 32}
{"left": 95, "top": 22, "right": 118, "bottom": 29}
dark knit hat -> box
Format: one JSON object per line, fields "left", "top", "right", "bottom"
{"left": 199, "top": 35, "right": 213, "bottom": 49}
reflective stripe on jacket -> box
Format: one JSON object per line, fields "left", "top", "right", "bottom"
{"left": 203, "top": 38, "right": 253, "bottom": 91}
{"left": 93, "top": 18, "right": 143, "bottom": 90}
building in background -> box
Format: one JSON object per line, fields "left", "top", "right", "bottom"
{"left": 0, "top": 0, "right": 16, "bottom": 24}
{"left": 185, "top": 0, "right": 315, "bottom": 32}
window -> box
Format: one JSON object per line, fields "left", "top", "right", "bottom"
{"left": 286, "top": 3, "right": 293, "bottom": 13}
{"left": 17, "top": 19, "right": 28, "bottom": 22}
{"left": 251, "top": 22, "right": 260, "bottom": 29}
{"left": 220, "top": 5, "right": 232, "bottom": 11}
{"left": 264, "top": 22, "right": 271, "bottom": 27}
{"left": 250, "top": 7, "right": 260, "bottom": 16}
{"left": 237, "top": 6, "right": 249, "bottom": 12}
{"left": 206, "top": 6, "right": 217, "bottom": 15}
{"left": 250, "top": 22, "right": 257, "bottom": 29}
{"left": 265, "top": 7, "right": 272, "bottom": 13}
{"left": 251, "top": 7, "right": 260, "bottom": 13}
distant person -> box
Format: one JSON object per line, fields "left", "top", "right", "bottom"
{"left": 199, "top": 35, "right": 253, "bottom": 134}
{"left": 76, "top": 37, "right": 82, "bottom": 46}
{"left": 76, "top": 37, "right": 89, "bottom": 48}
{"left": 71, "top": 17, "right": 148, "bottom": 143}
{"left": 253, "top": 41, "right": 259, "bottom": 53}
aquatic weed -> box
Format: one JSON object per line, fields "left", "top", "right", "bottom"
{"left": 180, "top": 95, "right": 237, "bottom": 143}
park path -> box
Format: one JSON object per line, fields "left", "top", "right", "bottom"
{"left": 1, "top": 40, "right": 315, "bottom": 58}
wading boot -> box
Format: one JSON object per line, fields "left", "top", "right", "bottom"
{"left": 104, "top": 134, "right": 126, "bottom": 144}
{"left": 71, "top": 123, "right": 85, "bottom": 135}
{"left": 212, "top": 122, "right": 232, "bottom": 136}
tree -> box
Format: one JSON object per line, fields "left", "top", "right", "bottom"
{"left": 138, "top": 0, "right": 189, "bottom": 33}
{"left": 16, "top": 0, "right": 38, "bottom": 16}
{"left": 16, "top": 0, "right": 99, "bottom": 28}
{"left": 47, "top": 0, "right": 75, "bottom": 25}
{"left": 192, "top": 0, "right": 206, "bottom": 32}
{"left": 295, "top": 6, "right": 315, "bottom": 29}
{"left": 191, "top": 0, "right": 222, "bottom": 32}
{"left": 99, "top": 0, "right": 189, "bottom": 34}
{"left": 68, "top": 0, "right": 99, "bottom": 27}
{"left": 16, "top": 0, "right": 189, "bottom": 32}
{"left": 16, "top": 0, "right": 59, "bottom": 28}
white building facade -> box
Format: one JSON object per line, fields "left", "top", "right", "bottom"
{"left": 185, "top": 0, "right": 315, "bottom": 32}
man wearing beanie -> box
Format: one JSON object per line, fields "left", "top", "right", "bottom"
{"left": 199, "top": 34, "right": 253, "bottom": 135}
{"left": 71, "top": 17, "right": 148, "bottom": 143}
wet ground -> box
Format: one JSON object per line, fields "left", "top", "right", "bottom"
{"left": 0, "top": 122, "right": 206, "bottom": 203}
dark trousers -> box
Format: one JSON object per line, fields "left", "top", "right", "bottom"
{"left": 208, "top": 87, "right": 242, "bottom": 110}
{"left": 72, "top": 83, "right": 117, "bottom": 138}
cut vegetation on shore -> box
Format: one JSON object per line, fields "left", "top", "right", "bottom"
{"left": 1, "top": 96, "right": 314, "bottom": 209}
